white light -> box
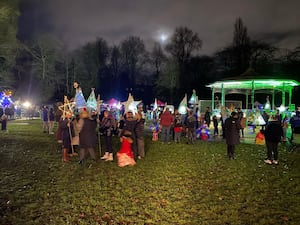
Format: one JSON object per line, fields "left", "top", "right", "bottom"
{"left": 160, "top": 34, "right": 168, "bottom": 43}
{"left": 277, "top": 105, "right": 286, "bottom": 113}
{"left": 23, "top": 101, "right": 31, "bottom": 108}
{"left": 178, "top": 105, "right": 187, "bottom": 115}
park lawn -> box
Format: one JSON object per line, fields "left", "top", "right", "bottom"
{"left": 0, "top": 119, "right": 299, "bottom": 225}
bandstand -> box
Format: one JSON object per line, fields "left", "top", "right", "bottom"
{"left": 206, "top": 68, "right": 300, "bottom": 111}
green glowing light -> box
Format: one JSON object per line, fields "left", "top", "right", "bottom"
{"left": 207, "top": 79, "right": 300, "bottom": 89}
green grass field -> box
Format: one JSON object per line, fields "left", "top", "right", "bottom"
{"left": 0, "top": 119, "right": 299, "bottom": 225}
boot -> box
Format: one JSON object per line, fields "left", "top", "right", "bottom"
{"left": 63, "top": 148, "right": 70, "bottom": 162}
{"left": 105, "top": 153, "right": 113, "bottom": 161}
{"left": 101, "top": 152, "right": 109, "bottom": 160}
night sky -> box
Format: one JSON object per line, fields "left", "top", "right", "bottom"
{"left": 18, "top": 0, "right": 300, "bottom": 55}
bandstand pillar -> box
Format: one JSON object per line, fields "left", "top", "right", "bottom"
{"left": 221, "top": 83, "right": 225, "bottom": 106}
{"left": 251, "top": 80, "right": 255, "bottom": 111}
{"left": 272, "top": 89, "right": 275, "bottom": 111}
{"left": 211, "top": 87, "right": 215, "bottom": 110}
{"left": 282, "top": 82, "right": 286, "bottom": 106}
{"left": 289, "top": 87, "right": 293, "bottom": 107}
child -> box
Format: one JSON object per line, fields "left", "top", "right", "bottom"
{"left": 152, "top": 126, "right": 159, "bottom": 141}
{"left": 174, "top": 116, "right": 182, "bottom": 143}
{"left": 255, "top": 129, "right": 265, "bottom": 145}
{"left": 117, "top": 130, "right": 136, "bottom": 167}
{"left": 212, "top": 115, "right": 218, "bottom": 136}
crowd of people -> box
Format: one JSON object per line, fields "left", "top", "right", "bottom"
{"left": 40, "top": 102, "right": 300, "bottom": 167}
{"left": 52, "top": 108, "right": 145, "bottom": 167}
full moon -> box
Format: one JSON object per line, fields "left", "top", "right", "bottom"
{"left": 159, "top": 33, "right": 168, "bottom": 43}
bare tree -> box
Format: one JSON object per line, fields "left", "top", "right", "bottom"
{"left": 151, "top": 42, "right": 167, "bottom": 78}
{"left": 120, "top": 36, "right": 146, "bottom": 89}
{"left": 0, "top": 0, "right": 19, "bottom": 87}
{"left": 165, "top": 26, "right": 202, "bottom": 92}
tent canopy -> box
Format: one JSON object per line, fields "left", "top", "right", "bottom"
{"left": 151, "top": 99, "right": 165, "bottom": 106}
{"left": 106, "top": 98, "right": 119, "bottom": 105}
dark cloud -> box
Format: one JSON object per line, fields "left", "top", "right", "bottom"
{"left": 20, "top": 0, "right": 300, "bottom": 54}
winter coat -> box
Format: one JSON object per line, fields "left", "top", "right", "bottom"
{"left": 135, "top": 118, "right": 145, "bottom": 139}
{"left": 204, "top": 111, "right": 211, "bottom": 124}
{"left": 264, "top": 120, "right": 283, "bottom": 143}
{"left": 290, "top": 114, "right": 300, "bottom": 129}
{"left": 100, "top": 116, "right": 116, "bottom": 136}
{"left": 225, "top": 117, "right": 241, "bottom": 145}
{"left": 185, "top": 115, "right": 197, "bottom": 129}
{"left": 59, "top": 118, "right": 74, "bottom": 149}
{"left": 122, "top": 118, "right": 137, "bottom": 138}
{"left": 49, "top": 110, "right": 55, "bottom": 121}
{"left": 160, "top": 111, "right": 174, "bottom": 127}
{"left": 79, "top": 118, "right": 97, "bottom": 148}
{"left": 42, "top": 108, "right": 49, "bottom": 122}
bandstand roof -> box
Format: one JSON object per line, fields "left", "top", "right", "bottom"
{"left": 207, "top": 79, "right": 300, "bottom": 90}
{"left": 206, "top": 68, "right": 300, "bottom": 92}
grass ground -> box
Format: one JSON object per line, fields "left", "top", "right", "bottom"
{"left": 0, "top": 119, "right": 299, "bottom": 225}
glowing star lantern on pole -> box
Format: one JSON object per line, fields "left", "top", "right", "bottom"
{"left": 178, "top": 94, "right": 188, "bottom": 115}
{"left": 123, "top": 93, "right": 140, "bottom": 115}
{"left": 58, "top": 96, "right": 75, "bottom": 120}
{"left": 86, "top": 88, "right": 97, "bottom": 112}
{"left": 73, "top": 82, "right": 86, "bottom": 110}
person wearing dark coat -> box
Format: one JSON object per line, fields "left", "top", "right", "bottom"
{"left": 100, "top": 110, "right": 116, "bottom": 161}
{"left": 78, "top": 110, "right": 97, "bottom": 164}
{"left": 204, "top": 107, "right": 211, "bottom": 128}
{"left": 59, "top": 111, "right": 75, "bottom": 162}
{"left": 225, "top": 111, "right": 242, "bottom": 159}
{"left": 122, "top": 111, "right": 138, "bottom": 160}
{"left": 135, "top": 111, "right": 145, "bottom": 159}
{"left": 185, "top": 111, "right": 197, "bottom": 144}
{"left": 290, "top": 111, "right": 300, "bottom": 142}
{"left": 264, "top": 115, "right": 283, "bottom": 165}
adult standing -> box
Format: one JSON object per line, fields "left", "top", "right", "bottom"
{"left": 220, "top": 106, "right": 228, "bottom": 139}
{"left": 185, "top": 111, "right": 197, "bottom": 144}
{"left": 237, "top": 108, "right": 245, "bottom": 138}
{"left": 77, "top": 110, "right": 97, "bottom": 164}
{"left": 204, "top": 106, "right": 211, "bottom": 128}
{"left": 135, "top": 111, "right": 145, "bottom": 159}
{"left": 48, "top": 108, "right": 55, "bottom": 134}
{"left": 42, "top": 106, "right": 49, "bottom": 133}
{"left": 159, "top": 107, "right": 174, "bottom": 144}
{"left": 264, "top": 115, "right": 283, "bottom": 165}
{"left": 290, "top": 111, "right": 300, "bottom": 141}
{"left": 100, "top": 110, "right": 116, "bottom": 161}
{"left": 225, "top": 111, "right": 242, "bottom": 159}
{"left": 122, "top": 111, "right": 138, "bottom": 160}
